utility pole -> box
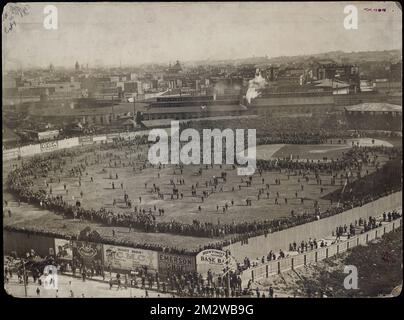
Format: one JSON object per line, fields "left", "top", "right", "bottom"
{"left": 22, "top": 259, "right": 27, "bottom": 297}
{"left": 222, "top": 250, "right": 231, "bottom": 297}
{"left": 133, "top": 96, "right": 136, "bottom": 130}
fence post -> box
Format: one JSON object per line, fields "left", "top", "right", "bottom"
{"left": 251, "top": 270, "right": 254, "bottom": 282}
{"left": 315, "top": 251, "right": 318, "bottom": 262}
{"left": 375, "top": 230, "right": 378, "bottom": 238}
{"left": 347, "top": 242, "right": 349, "bottom": 250}
{"left": 277, "top": 261, "right": 281, "bottom": 274}
{"left": 291, "top": 258, "right": 294, "bottom": 270}
{"left": 357, "top": 238, "right": 359, "bottom": 246}
{"left": 304, "top": 254, "right": 306, "bottom": 266}
{"left": 266, "top": 264, "right": 269, "bottom": 278}
{"left": 326, "top": 248, "right": 328, "bottom": 258}
{"left": 337, "top": 245, "right": 339, "bottom": 255}
{"left": 384, "top": 227, "right": 386, "bottom": 235}
{"left": 366, "top": 234, "right": 369, "bottom": 243}
{"left": 392, "top": 222, "right": 395, "bottom": 231}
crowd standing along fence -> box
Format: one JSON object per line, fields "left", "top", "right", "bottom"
{"left": 224, "top": 192, "right": 402, "bottom": 261}
{"left": 2, "top": 130, "right": 402, "bottom": 284}
{"left": 238, "top": 217, "right": 402, "bottom": 287}
{"left": 2, "top": 129, "right": 173, "bottom": 161}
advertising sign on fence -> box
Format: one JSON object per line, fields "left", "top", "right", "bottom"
{"left": 58, "top": 137, "right": 80, "bottom": 149}
{"left": 119, "top": 132, "right": 131, "bottom": 140}
{"left": 106, "top": 133, "right": 120, "bottom": 143}
{"left": 54, "top": 238, "right": 73, "bottom": 261}
{"left": 93, "top": 135, "right": 107, "bottom": 143}
{"left": 3, "top": 230, "right": 55, "bottom": 258}
{"left": 79, "top": 136, "right": 94, "bottom": 146}
{"left": 40, "top": 141, "right": 59, "bottom": 152}
{"left": 3, "top": 148, "right": 20, "bottom": 160}
{"left": 72, "top": 241, "right": 103, "bottom": 265}
{"left": 157, "top": 252, "right": 196, "bottom": 275}
{"left": 196, "top": 249, "right": 228, "bottom": 275}
{"left": 103, "top": 245, "right": 158, "bottom": 272}
{"left": 119, "top": 132, "right": 139, "bottom": 140}
{"left": 20, "top": 144, "right": 42, "bottom": 156}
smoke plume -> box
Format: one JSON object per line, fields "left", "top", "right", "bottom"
{"left": 246, "top": 69, "right": 267, "bottom": 104}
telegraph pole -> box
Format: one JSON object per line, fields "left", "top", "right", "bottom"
{"left": 22, "top": 259, "right": 27, "bottom": 297}
{"left": 133, "top": 96, "right": 136, "bottom": 130}
{"left": 225, "top": 250, "right": 231, "bottom": 297}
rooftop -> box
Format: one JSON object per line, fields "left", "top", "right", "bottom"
{"left": 314, "top": 79, "right": 350, "bottom": 89}
{"left": 144, "top": 104, "right": 247, "bottom": 114}
{"left": 142, "top": 114, "right": 258, "bottom": 128}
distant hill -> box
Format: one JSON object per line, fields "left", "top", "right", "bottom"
{"left": 266, "top": 50, "right": 402, "bottom": 65}
{"left": 186, "top": 50, "right": 402, "bottom": 66}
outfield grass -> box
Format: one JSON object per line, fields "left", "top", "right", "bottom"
{"left": 26, "top": 145, "right": 370, "bottom": 225}
{"left": 3, "top": 140, "right": 392, "bottom": 249}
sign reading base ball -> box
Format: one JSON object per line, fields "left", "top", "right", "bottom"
{"left": 196, "top": 249, "right": 228, "bottom": 276}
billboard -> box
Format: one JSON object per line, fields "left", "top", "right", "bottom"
{"left": 72, "top": 241, "right": 103, "bottom": 265}
{"left": 58, "top": 137, "right": 80, "bottom": 149}
{"left": 196, "top": 249, "right": 228, "bottom": 276}
{"left": 93, "top": 135, "right": 107, "bottom": 143}
{"left": 3, "top": 230, "right": 55, "bottom": 258}
{"left": 79, "top": 136, "right": 94, "bottom": 145}
{"left": 54, "top": 238, "right": 73, "bottom": 261}
{"left": 106, "top": 133, "right": 120, "bottom": 143}
{"left": 20, "top": 144, "right": 41, "bottom": 156}
{"left": 3, "top": 148, "right": 20, "bottom": 160}
{"left": 157, "top": 252, "right": 196, "bottom": 275}
{"left": 103, "top": 245, "right": 158, "bottom": 272}
{"left": 40, "top": 140, "right": 59, "bottom": 152}
{"left": 119, "top": 132, "right": 137, "bottom": 140}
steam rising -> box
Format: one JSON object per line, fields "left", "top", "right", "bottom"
{"left": 246, "top": 69, "right": 267, "bottom": 104}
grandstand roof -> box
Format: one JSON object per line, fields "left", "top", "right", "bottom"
{"left": 345, "top": 103, "right": 402, "bottom": 113}
{"left": 144, "top": 104, "right": 247, "bottom": 114}
{"left": 142, "top": 114, "right": 258, "bottom": 128}
{"left": 314, "top": 79, "right": 350, "bottom": 89}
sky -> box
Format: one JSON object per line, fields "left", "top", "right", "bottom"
{"left": 2, "top": 2, "right": 402, "bottom": 69}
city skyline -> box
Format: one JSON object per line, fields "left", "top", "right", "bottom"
{"left": 2, "top": 2, "right": 402, "bottom": 70}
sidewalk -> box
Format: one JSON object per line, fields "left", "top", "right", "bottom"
{"left": 4, "top": 273, "right": 171, "bottom": 298}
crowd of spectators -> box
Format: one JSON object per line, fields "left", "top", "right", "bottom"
{"left": 5, "top": 129, "right": 402, "bottom": 254}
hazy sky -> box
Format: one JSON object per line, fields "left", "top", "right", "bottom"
{"left": 2, "top": 2, "right": 402, "bottom": 69}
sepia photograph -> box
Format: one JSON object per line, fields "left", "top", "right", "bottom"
{"left": 2, "top": 1, "right": 402, "bottom": 304}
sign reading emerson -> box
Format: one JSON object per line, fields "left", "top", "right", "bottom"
{"left": 148, "top": 121, "right": 256, "bottom": 175}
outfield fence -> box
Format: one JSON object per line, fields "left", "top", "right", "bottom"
{"left": 2, "top": 128, "right": 176, "bottom": 161}
{"left": 224, "top": 192, "right": 402, "bottom": 261}
{"left": 239, "top": 217, "right": 402, "bottom": 287}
